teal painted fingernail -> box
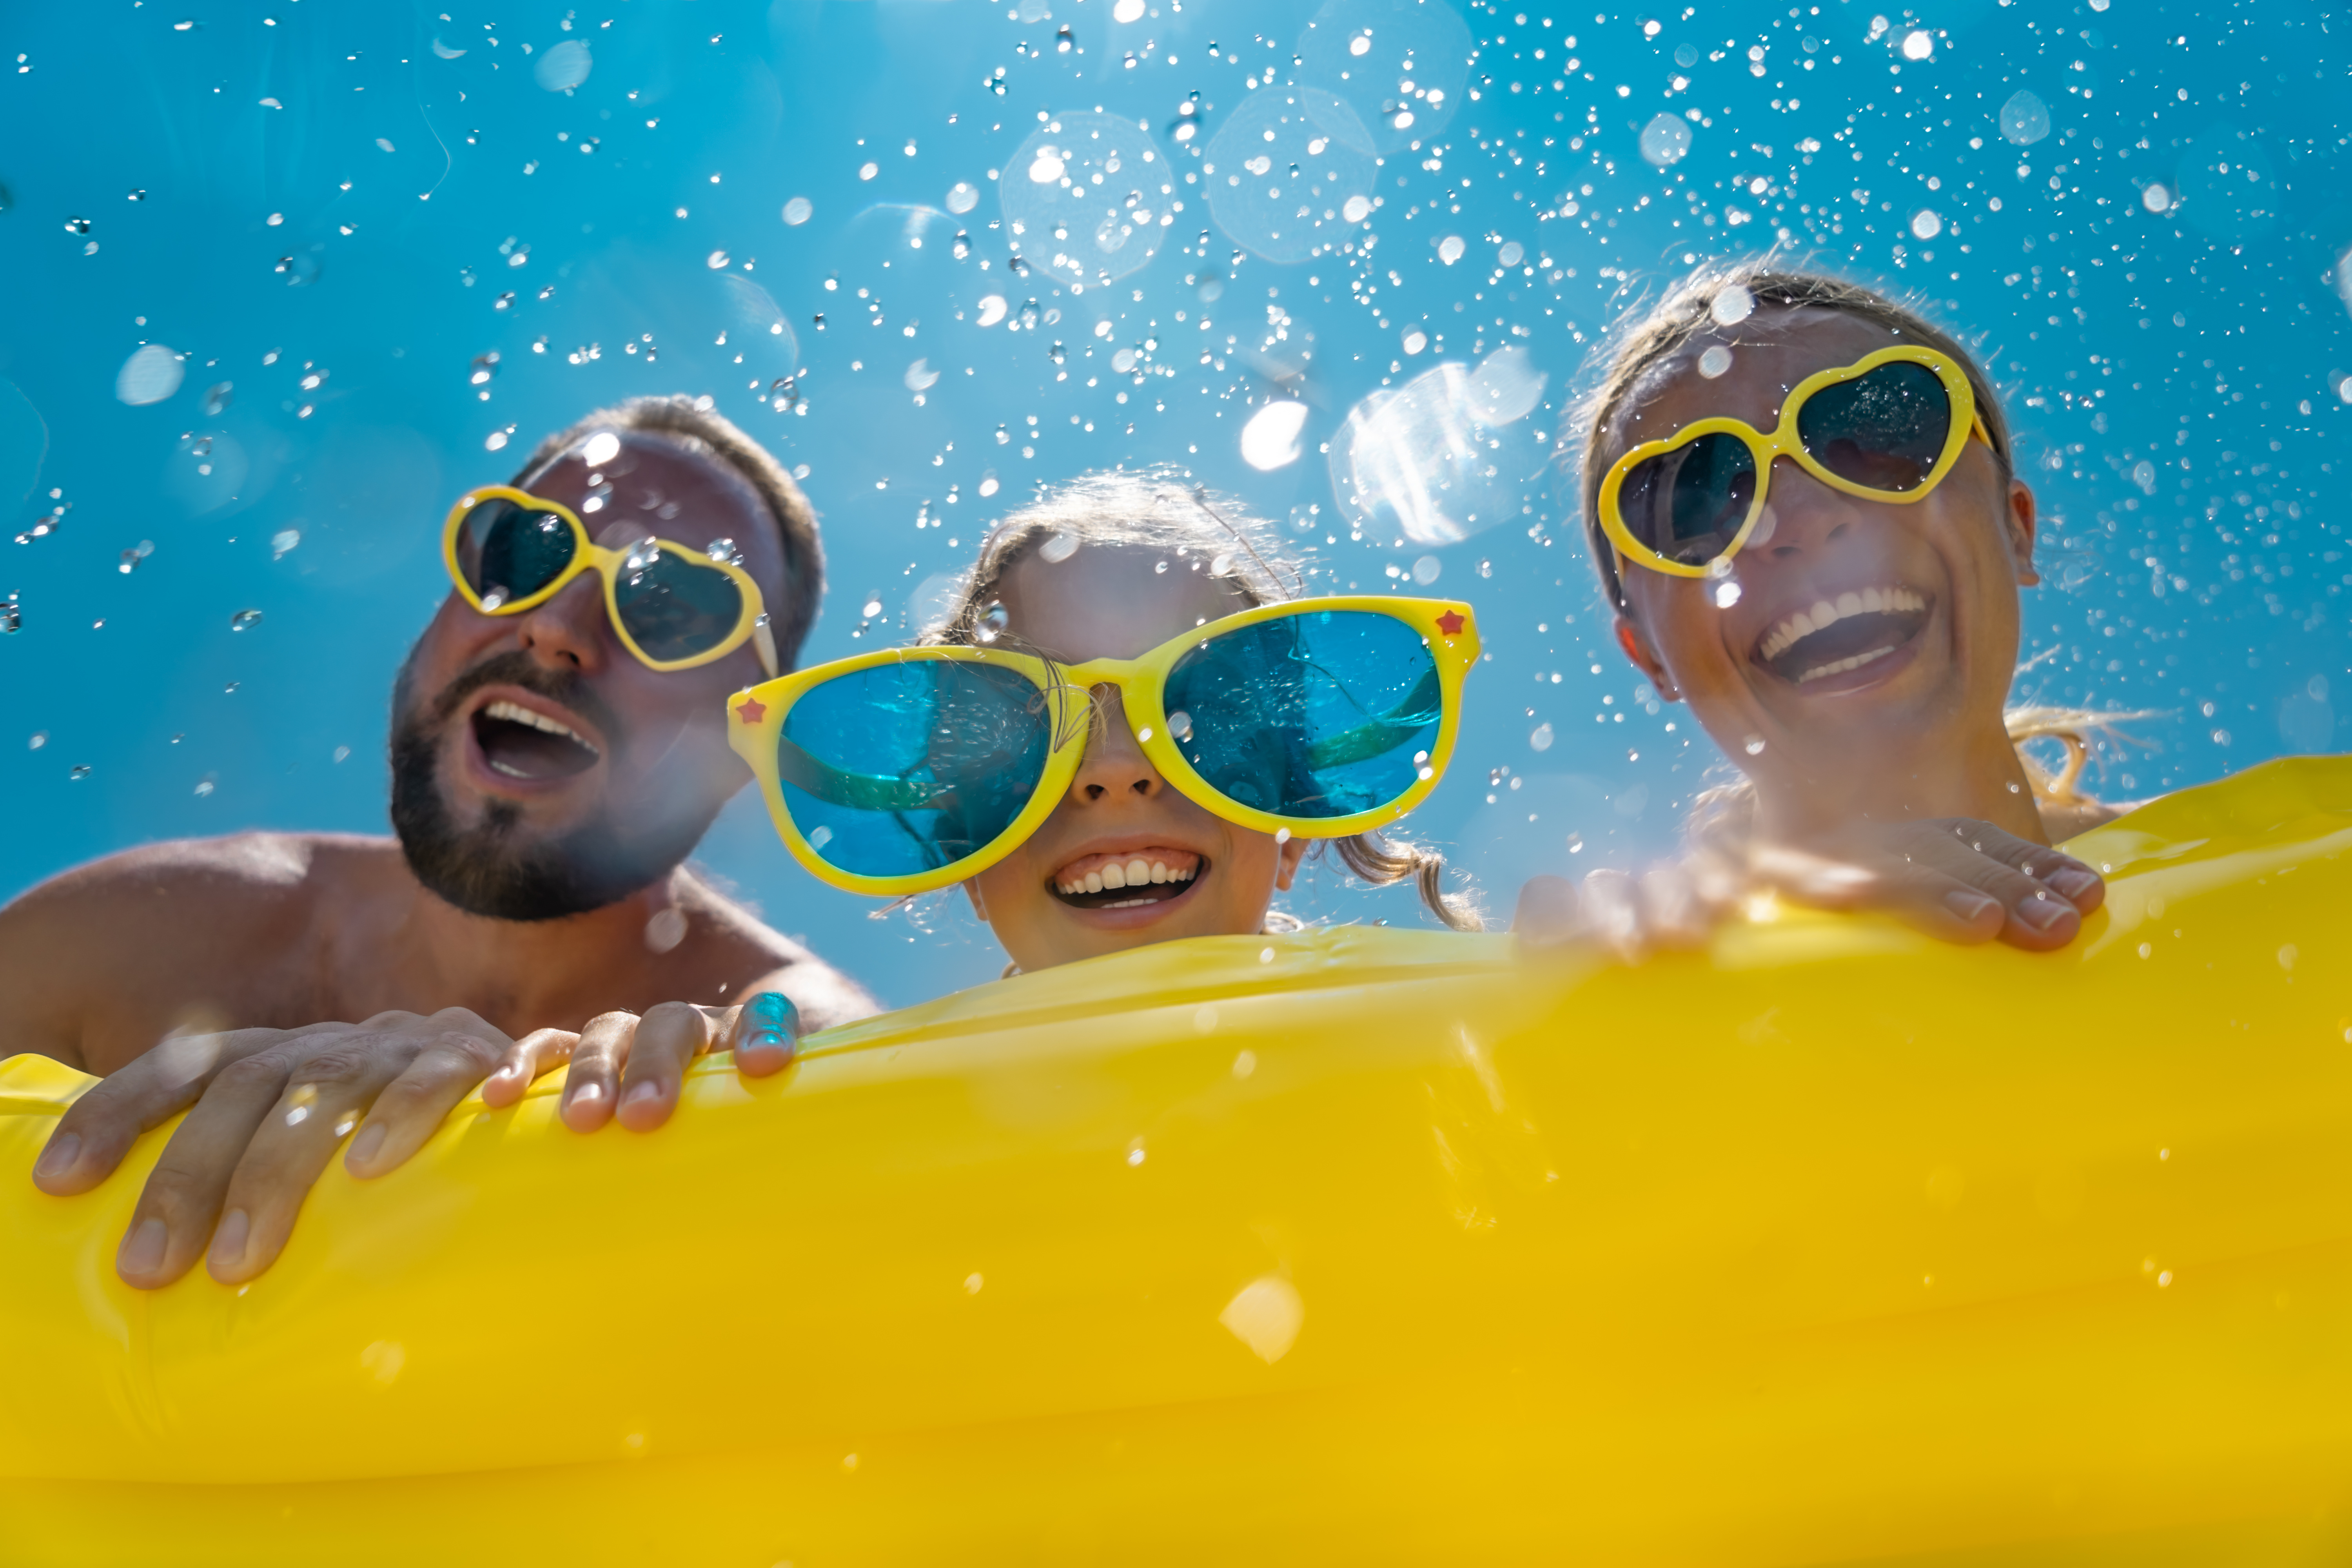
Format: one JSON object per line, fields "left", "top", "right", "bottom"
{"left": 744, "top": 991, "right": 800, "bottom": 1038}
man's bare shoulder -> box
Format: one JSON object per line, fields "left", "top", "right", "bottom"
{"left": 0, "top": 833, "right": 402, "bottom": 1070}
{"left": 673, "top": 870, "right": 882, "bottom": 1031}
{"left": 6, "top": 830, "right": 399, "bottom": 909}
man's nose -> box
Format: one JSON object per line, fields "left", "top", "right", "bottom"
{"left": 505, "top": 572, "right": 611, "bottom": 673}
{"left": 1067, "top": 686, "right": 1164, "bottom": 805}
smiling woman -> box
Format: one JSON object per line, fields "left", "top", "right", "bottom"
{"left": 1565, "top": 264, "right": 2132, "bottom": 944}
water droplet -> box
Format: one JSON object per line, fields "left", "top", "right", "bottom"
{"left": 1744, "top": 735, "right": 1767, "bottom": 756}
{"left": 468, "top": 352, "right": 499, "bottom": 386}
{"left": 861, "top": 597, "right": 883, "bottom": 618}
{"left": 580, "top": 430, "right": 621, "bottom": 467}
{"left": 905, "top": 359, "right": 941, "bottom": 392}
{"left": 114, "top": 343, "right": 183, "bottom": 406}
{"left": 202, "top": 382, "right": 232, "bottom": 416}
{"left": 1713, "top": 579, "right": 1742, "bottom": 608}
{"left": 194, "top": 776, "right": 215, "bottom": 797}
{"left": 478, "top": 588, "right": 509, "bottom": 612}
{"left": 976, "top": 295, "right": 1008, "bottom": 328}
{"left": 622, "top": 539, "right": 661, "bottom": 573}
{"left": 977, "top": 601, "right": 1010, "bottom": 641}
{"left": 63, "top": 216, "right": 90, "bottom": 235}
{"left": 1698, "top": 344, "right": 1734, "bottom": 379}
{"left": 271, "top": 528, "right": 301, "bottom": 559}
{"left": 769, "top": 376, "right": 800, "bottom": 413}
{"left": 1343, "top": 194, "right": 1372, "bottom": 223}
{"left": 1710, "top": 284, "right": 1755, "bottom": 326}
{"left": 1998, "top": 89, "right": 2050, "bottom": 147}
{"left": 946, "top": 181, "right": 980, "bottom": 215}
{"left": 1910, "top": 209, "right": 1943, "bottom": 241}
{"left": 117, "top": 540, "right": 153, "bottom": 573}
{"left": 2141, "top": 181, "right": 2173, "bottom": 214}
{"left": 1047, "top": 341, "right": 1065, "bottom": 365}
{"left": 808, "top": 824, "right": 835, "bottom": 850}
{"left": 704, "top": 537, "right": 741, "bottom": 565}
{"left": 706, "top": 249, "right": 730, "bottom": 269}
{"left": 533, "top": 37, "right": 592, "bottom": 92}
{"left": 1168, "top": 709, "right": 1193, "bottom": 741}
{"left": 1639, "top": 113, "right": 1693, "bottom": 167}
{"left": 1900, "top": 29, "right": 1933, "bottom": 60}
{"left": 1016, "top": 299, "right": 1040, "bottom": 330}
{"left": 28, "top": 731, "right": 46, "bottom": 750}
{"left": 1497, "top": 240, "right": 1524, "bottom": 268}
{"left": 951, "top": 230, "right": 971, "bottom": 260}
{"left": 1153, "top": 559, "right": 1170, "bottom": 575}
{"left": 230, "top": 608, "right": 262, "bottom": 632}
{"left": 1402, "top": 328, "right": 1428, "bottom": 355}
{"left": 274, "top": 252, "right": 321, "bottom": 287}
{"left": 1437, "top": 234, "right": 1466, "bottom": 265}
{"left": 1239, "top": 401, "right": 1309, "bottom": 470}
{"left": 69, "top": 763, "right": 90, "bottom": 780}
{"left": 1411, "top": 555, "right": 1441, "bottom": 585}
{"left": 1673, "top": 43, "right": 1699, "bottom": 66}
{"left": 781, "top": 196, "right": 813, "bottom": 226}
{"left": 1038, "top": 530, "right": 1076, "bottom": 563}
{"left": 1529, "top": 722, "right": 1554, "bottom": 752}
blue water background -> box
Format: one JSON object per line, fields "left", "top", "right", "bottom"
{"left": 0, "top": 0, "right": 2345, "bottom": 1008}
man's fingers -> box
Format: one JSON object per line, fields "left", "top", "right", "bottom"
{"left": 479, "top": 1028, "right": 577, "bottom": 1110}
{"left": 33, "top": 1028, "right": 294, "bottom": 1196}
{"left": 113, "top": 1047, "right": 303, "bottom": 1289}
{"left": 614, "top": 1002, "right": 717, "bottom": 1132}
{"left": 343, "top": 1024, "right": 516, "bottom": 1180}
{"left": 207, "top": 1039, "right": 419, "bottom": 1285}
{"left": 727, "top": 993, "right": 802, "bottom": 1079}
{"left": 560, "top": 1013, "right": 640, "bottom": 1132}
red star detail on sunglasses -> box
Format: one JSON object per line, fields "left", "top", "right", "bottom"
{"left": 733, "top": 696, "right": 768, "bottom": 724}
{"left": 1436, "top": 610, "right": 1466, "bottom": 637}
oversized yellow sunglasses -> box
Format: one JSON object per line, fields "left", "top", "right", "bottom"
{"left": 724, "top": 596, "right": 1480, "bottom": 898}
{"left": 1595, "top": 344, "right": 1994, "bottom": 579}
{"left": 442, "top": 485, "right": 779, "bottom": 677}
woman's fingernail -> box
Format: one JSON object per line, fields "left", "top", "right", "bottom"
{"left": 744, "top": 1029, "right": 784, "bottom": 1054}
{"left": 347, "top": 1123, "right": 387, "bottom": 1167}
{"left": 33, "top": 1132, "right": 80, "bottom": 1182}
{"left": 118, "top": 1216, "right": 168, "bottom": 1277}
{"left": 570, "top": 1081, "right": 603, "bottom": 1105}
{"left": 2047, "top": 867, "right": 2101, "bottom": 902}
{"left": 2017, "top": 893, "right": 2072, "bottom": 931}
{"left": 624, "top": 1080, "right": 661, "bottom": 1106}
{"left": 1944, "top": 889, "right": 1999, "bottom": 922}
{"left": 208, "top": 1209, "right": 250, "bottom": 1269}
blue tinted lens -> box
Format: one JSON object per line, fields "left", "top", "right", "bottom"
{"left": 777, "top": 659, "right": 1053, "bottom": 879}
{"left": 1162, "top": 610, "right": 1442, "bottom": 820}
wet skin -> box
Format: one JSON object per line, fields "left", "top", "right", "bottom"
{"left": 18, "top": 430, "right": 872, "bottom": 1290}
{"left": 965, "top": 545, "right": 1310, "bottom": 974}
{"left": 1604, "top": 306, "right": 2051, "bottom": 849}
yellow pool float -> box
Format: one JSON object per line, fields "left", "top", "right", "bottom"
{"left": 3, "top": 756, "right": 2351, "bottom": 1566}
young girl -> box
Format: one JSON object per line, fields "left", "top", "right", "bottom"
{"left": 1519, "top": 262, "right": 2125, "bottom": 955}
{"left": 739, "top": 469, "right": 1484, "bottom": 979}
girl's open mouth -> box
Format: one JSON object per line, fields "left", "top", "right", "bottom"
{"left": 1753, "top": 585, "right": 1933, "bottom": 687}
{"left": 1050, "top": 849, "right": 1203, "bottom": 911}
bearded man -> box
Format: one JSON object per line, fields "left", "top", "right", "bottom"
{"left": 5, "top": 396, "right": 873, "bottom": 1287}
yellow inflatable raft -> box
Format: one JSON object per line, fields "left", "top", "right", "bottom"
{"left": 4, "top": 756, "right": 2351, "bottom": 1566}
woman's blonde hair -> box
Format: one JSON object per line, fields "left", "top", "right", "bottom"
{"left": 1566, "top": 259, "right": 2016, "bottom": 612}
{"left": 930, "top": 468, "right": 1484, "bottom": 931}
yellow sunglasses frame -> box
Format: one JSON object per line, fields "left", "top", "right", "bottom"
{"left": 441, "top": 485, "right": 779, "bottom": 677}
{"left": 1595, "top": 344, "right": 1992, "bottom": 580}
{"left": 725, "top": 595, "right": 1481, "bottom": 898}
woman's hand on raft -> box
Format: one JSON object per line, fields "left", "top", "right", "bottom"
{"left": 31, "top": 1000, "right": 792, "bottom": 1290}
{"left": 1513, "top": 818, "right": 2105, "bottom": 960}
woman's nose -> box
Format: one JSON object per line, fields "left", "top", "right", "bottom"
{"left": 1758, "top": 458, "right": 1858, "bottom": 561}
{"left": 1068, "top": 686, "right": 1164, "bottom": 805}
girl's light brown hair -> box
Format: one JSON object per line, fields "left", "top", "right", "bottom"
{"left": 1568, "top": 260, "right": 2015, "bottom": 612}
{"left": 930, "top": 468, "right": 1484, "bottom": 932}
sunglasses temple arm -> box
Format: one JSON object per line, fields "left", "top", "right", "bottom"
{"left": 753, "top": 614, "right": 780, "bottom": 680}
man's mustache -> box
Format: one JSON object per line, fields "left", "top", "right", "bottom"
{"left": 418, "top": 650, "right": 628, "bottom": 754}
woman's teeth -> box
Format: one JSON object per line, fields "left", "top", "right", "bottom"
{"left": 1758, "top": 586, "right": 1926, "bottom": 663}
{"left": 1798, "top": 645, "right": 1898, "bottom": 683}
{"left": 1056, "top": 857, "right": 1197, "bottom": 897}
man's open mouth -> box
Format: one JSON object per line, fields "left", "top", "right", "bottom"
{"left": 471, "top": 699, "right": 602, "bottom": 781}
{"left": 1050, "top": 849, "right": 1203, "bottom": 910}
{"left": 1754, "top": 585, "right": 1933, "bottom": 686}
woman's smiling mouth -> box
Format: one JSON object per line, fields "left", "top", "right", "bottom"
{"left": 1754, "top": 584, "right": 1933, "bottom": 686}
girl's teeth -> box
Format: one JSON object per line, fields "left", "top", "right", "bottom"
{"left": 1149, "top": 861, "right": 1169, "bottom": 884}
{"left": 1084, "top": 871, "right": 1105, "bottom": 893}
{"left": 1103, "top": 862, "right": 1127, "bottom": 889}
{"left": 1125, "top": 857, "right": 1150, "bottom": 885}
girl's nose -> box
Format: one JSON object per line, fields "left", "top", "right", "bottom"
{"left": 1068, "top": 686, "right": 1164, "bottom": 805}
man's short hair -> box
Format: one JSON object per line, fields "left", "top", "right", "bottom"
{"left": 515, "top": 396, "right": 825, "bottom": 669}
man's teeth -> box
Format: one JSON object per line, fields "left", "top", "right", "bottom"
{"left": 1758, "top": 585, "right": 1926, "bottom": 662}
{"left": 1797, "top": 644, "right": 1898, "bottom": 684}
{"left": 1058, "top": 858, "right": 1196, "bottom": 897}
{"left": 484, "top": 699, "right": 598, "bottom": 756}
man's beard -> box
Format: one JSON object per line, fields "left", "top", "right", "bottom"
{"left": 388, "top": 646, "right": 724, "bottom": 922}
